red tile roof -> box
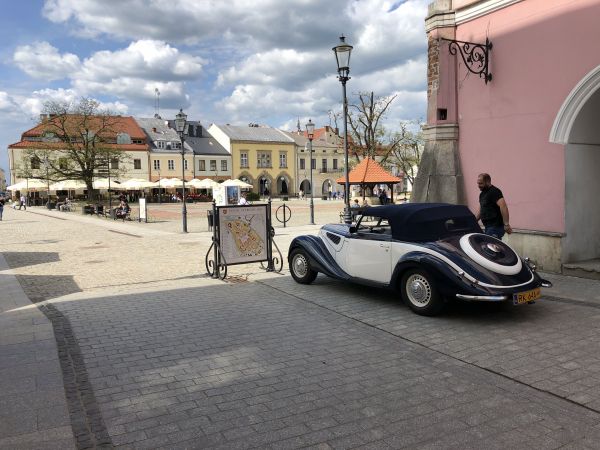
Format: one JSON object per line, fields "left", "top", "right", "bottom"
{"left": 8, "top": 141, "right": 147, "bottom": 151}
{"left": 336, "top": 158, "right": 402, "bottom": 184}
{"left": 21, "top": 115, "right": 146, "bottom": 140}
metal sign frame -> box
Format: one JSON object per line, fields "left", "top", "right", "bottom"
{"left": 205, "top": 200, "right": 283, "bottom": 280}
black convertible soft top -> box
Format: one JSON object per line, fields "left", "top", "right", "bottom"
{"left": 359, "top": 203, "right": 481, "bottom": 241}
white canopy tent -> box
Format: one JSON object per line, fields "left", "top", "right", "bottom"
{"left": 222, "top": 179, "right": 253, "bottom": 189}
{"left": 49, "top": 180, "right": 87, "bottom": 191}
{"left": 7, "top": 179, "right": 47, "bottom": 191}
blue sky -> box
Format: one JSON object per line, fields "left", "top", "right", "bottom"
{"left": 1, "top": 0, "right": 429, "bottom": 181}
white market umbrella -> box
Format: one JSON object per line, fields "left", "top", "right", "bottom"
{"left": 50, "top": 180, "right": 87, "bottom": 191}
{"left": 7, "top": 179, "right": 47, "bottom": 191}
{"left": 156, "top": 177, "right": 183, "bottom": 188}
{"left": 222, "top": 179, "right": 253, "bottom": 189}
{"left": 187, "top": 178, "right": 218, "bottom": 189}
{"left": 93, "top": 178, "right": 126, "bottom": 190}
{"left": 120, "top": 179, "right": 156, "bottom": 190}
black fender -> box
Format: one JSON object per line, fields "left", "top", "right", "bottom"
{"left": 289, "top": 235, "right": 351, "bottom": 281}
{"left": 391, "top": 251, "right": 495, "bottom": 298}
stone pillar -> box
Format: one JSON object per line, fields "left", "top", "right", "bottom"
{"left": 412, "top": 1, "right": 465, "bottom": 204}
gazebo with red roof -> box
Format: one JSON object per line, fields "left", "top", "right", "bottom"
{"left": 336, "top": 158, "right": 402, "bottom": 203}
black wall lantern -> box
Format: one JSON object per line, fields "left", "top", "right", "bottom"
{"left": 441, "top": 37, "right": 492, "bottom": 84}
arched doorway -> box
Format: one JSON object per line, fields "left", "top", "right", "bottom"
{"left": 321, "top": 179, "right": 333, "bottom": 199}
{"left": 259, "top": 176, "right": 271, "bottom": 197}
{"left": 551, "top": 64, "right": 600, "bottom": 263}
{"left": 277, "top": 176, "right": 288, "bottom": 195}
{"left": 300, "top": 179, "right": 311, "bottom": 195}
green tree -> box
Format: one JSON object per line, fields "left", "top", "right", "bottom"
{"left": 28, "top": 97, "right": 130, "bottom": 199}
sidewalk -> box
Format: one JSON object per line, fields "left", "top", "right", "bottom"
{"left": 4, "top": 205, "right": 600, "bottom": 448}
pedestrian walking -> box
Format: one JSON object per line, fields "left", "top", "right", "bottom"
{"left": 0, "top": 195, "right": 4, "bottom": 220}
{"left": 476, "top": 173, "right": 512, "bottom": 239}
{"left": 18, "top": 194, "right": 26, "bottom": 210}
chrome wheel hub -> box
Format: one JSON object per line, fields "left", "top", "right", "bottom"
{"left": 293, "top": 254, "right": 308, "bottom": 277}
{"left": 407, "top": 274, "right": 431, "bottom": 305}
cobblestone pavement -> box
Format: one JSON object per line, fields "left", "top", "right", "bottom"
{"left": 3, "top": 205, "right": 600, "bottom": 448}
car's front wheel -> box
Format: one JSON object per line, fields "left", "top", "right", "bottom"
{"left": 401, "top": 269, "right": 444, "bottom": 316}
{"left": 289, "top": 248, "right": 318, "bottom": 284}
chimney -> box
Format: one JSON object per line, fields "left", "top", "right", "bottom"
{"left": 39, "top": 114, "right": 48, "bottom": 122}
{"left": 152, "top": 127, "right": 157, "bottom": 133}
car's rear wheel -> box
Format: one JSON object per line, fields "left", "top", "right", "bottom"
{"left": 289, "top": 248, "right": 318, "bottom": 284}
{"left": 401, "top": 269, "right": 444, "bottom": 316}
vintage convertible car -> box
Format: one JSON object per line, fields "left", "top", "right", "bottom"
{"left": 288, "top": 203, "right": 552, "bottom": 316}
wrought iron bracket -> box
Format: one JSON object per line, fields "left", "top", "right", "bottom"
{"left": 441, "top": 37, "right": 492, "bottom": 84}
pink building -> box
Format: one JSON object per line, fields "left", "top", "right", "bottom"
{"left": 414, "top": 0, "right": 600, "bottom": 273}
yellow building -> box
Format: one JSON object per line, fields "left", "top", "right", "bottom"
{"left": 208, "top": 124, "right": 296, "bottom": 196}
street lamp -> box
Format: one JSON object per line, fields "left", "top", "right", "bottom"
{"left": 175, "top": 108, "right": 189, "bottom": 233}
{"left": 305, "top": 119, "right": 315, "bottom": 225}
{"left": 333, "top": 35, "right": 353, "bottom": 224}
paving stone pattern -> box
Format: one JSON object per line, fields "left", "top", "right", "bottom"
{"left": 48, "top": 283, "right": 600, "bottom": 449}
{"left": 5, "top": 206, "right": 600, "bottom": 448}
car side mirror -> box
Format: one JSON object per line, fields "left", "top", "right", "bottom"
{"left": 349, "top": 226, "right": 357, "bottom": 233}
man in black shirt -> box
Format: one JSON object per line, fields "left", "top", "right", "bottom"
{"left": 476, "top": 173, "right": 512, "bottom": 239}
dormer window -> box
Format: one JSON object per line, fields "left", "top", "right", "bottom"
{"left": 116, "top": 132, "right": 131, "bottom": 144}
{"left": 156, "top": 140, "right": 165, "bottom": 149}
{"left": 173, "top": 142, "right": 182, "bottom": 149}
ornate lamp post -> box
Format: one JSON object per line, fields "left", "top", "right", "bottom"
{"left": 175, "top": 109, "right": 189, "bottom": 233}
{"left": 305, "top": 119, "right": 315, "bottom": 225}
{"left": 333, "top": 35, "right": 353, "bottom": 224}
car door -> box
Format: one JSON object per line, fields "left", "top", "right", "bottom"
{"left": 344, "top": 218, "right": 392, "bottom": 284}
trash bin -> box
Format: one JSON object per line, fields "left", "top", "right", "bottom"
{"left": 207, "top": 210, "right": 214, "bottom": 231}
{"left": 83, "top": 205, "right": 94, "bottom": 215}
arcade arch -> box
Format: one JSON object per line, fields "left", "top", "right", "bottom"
{"left": 552, "top": 64, "right": 600, "bottom": 262}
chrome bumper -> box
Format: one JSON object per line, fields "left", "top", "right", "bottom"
{"left": 455, "top": 294, "right": 509, "bottom": 302}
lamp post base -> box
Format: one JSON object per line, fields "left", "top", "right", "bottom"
{"left": 343, "top": 207, "right": 352, "bottom": 224}
{"left": 182, "top": 205, "right": 188, "bottom": 233}
{"left": 309, "top": 198, "right": 315, "bottom": 225}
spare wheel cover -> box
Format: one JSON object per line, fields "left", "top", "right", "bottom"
{"left": 459, "top": 233, "right": 522, "bottom": 275}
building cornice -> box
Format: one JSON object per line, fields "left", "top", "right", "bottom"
{"left": 425, "top": 10, "right": 456, "bottom": 33}
{"left": 423, "top": 124, "right": 459, "bottom": 141}
{"left": 455, "top": 0, "right": 523, "bottom": 25}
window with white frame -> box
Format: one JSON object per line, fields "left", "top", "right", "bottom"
{"left": 279, "top": 152, "right": 287, "bottom": 168}
{"left": 153, "top": 160, "right": 160, "bottom": 170}
{"left": 210, "top": 160, "right": 217, "bottom": 171}
{"left": 173, "top": 142, "right": 182, "bottom": 149}
{"left": 156, "top": 140, "right": 165, "bottom": 149}
{"left": 257, "top": 151, "right": 271, "bottom": 168}
{"left": 240, "top": 152, "right": 248, "bottom": 168}
{"left": 321, "top": 159, "right": 327, "bottom": 172}
{"left": 199, "top": 160, "right": 206, "bottom": 171}
{"left": 110, "top": 158, "right": 119, "bottom": 170}
{"left": 168, "top": 160, "right": 174, "bottom": 170}
{"left": 221, "top": 160, "right": 227, "bottom": 171}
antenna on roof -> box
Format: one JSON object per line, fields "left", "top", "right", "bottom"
{"left": 154, "top": 88, "right": 160, "bottom": 118}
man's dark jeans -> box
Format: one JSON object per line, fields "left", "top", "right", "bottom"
{"left": 484, "top": 225, "right": 505, "bottom": 239}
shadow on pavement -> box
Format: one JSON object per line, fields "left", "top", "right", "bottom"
{"left": 3, "top": 251, "right": 60, "bottom": 269}
{"left": 12, "top": 274, "right": 82, "bottom": 303}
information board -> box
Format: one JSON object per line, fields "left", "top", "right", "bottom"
{"left": 218, "top": 205, "right": 268, "bottom": 264}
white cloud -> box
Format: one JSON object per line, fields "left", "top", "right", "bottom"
{"left": 13, "top": 42, "right": 81, "bottom": 81}
{"left": 0, "top": 91, "right": 19, "bottom": 112}
{"left": 20, "top": 88, "right": 80, "bottom": 117}
{"left": 77, "top": 40, "right": 203, "bottom": 83}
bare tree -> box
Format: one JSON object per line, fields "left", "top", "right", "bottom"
{"left": 28, "top": 97, "right": 130, "bottom": 199}
{"left": 387, "top": 121, "right": 424, "bottom": 188}
{"left": 347, "top": 91, "right": 397, "bottom": 162}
